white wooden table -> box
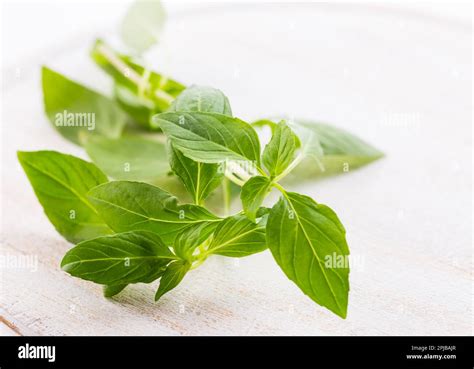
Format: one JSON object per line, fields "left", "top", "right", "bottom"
{"left": 1, "top": 2, "right": 472, "bottom": 336}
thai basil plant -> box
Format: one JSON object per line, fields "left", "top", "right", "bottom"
{"left": 17, "top": 0, "right": 382, "bottom": 318}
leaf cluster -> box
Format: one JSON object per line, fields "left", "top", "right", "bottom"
{"left": 18, "top": 0, "right": 384, "bottom": 318}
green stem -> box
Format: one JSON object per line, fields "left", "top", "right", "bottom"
{"left": 138, "top": 68, "right": 151, "bottom": 99}
{"left": 272, "top": 182, "right": 287, "bottom": 196}
{"left": 256, "top": 165, "right": 268, "bottom": 177}
{"left": 273, "top": 153, "right": 305, "bottom": 183}
{"left": 96, "top": 42, "right": 174, "bottom": 104}
{"left": 190, "top": 256, "right": 207, "bottom": 270}
{"left": 225, "top": 171, "right": 245, "bottom": 187}
{"left": 222, "top": 177, "right": 231, "bottom": 216}
{"left": 191, "top": 239, "right": 210, "bottom": 270}
{"left": 195, "top": 163, "right": 202, "bottom": 205}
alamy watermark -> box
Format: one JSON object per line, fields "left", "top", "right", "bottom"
{"left": 0, "top": 254, "right": 38, "bottom": 272}
{"left": 18, "top": 344, "right": 55, "bottom": 363}
{"left": 55, "top": 110, "right": 95, "bottom": 131}
{"left": 380, "top": 112, "right": 422, "bottom": 131}
{"left": 324, "top": 252, "right": 365, "bottom": 271}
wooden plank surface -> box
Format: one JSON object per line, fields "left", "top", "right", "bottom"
{"left": 1, "top": 2, "right": 472, "bottom": 336}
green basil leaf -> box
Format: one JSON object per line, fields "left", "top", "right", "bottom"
{"left": 286, "top": 121, "right": 383, "bottom": 180}
{"left": 168, "top": 142, "right": 224, "bottom": 205}
{"left": 308, "top": 122, "right": 381, "bottom": 157}
{"left": 103, "top": 284, "right": 128, "bottom": 297}
{"left": 170, "top": 85, "right": 232, "bottom": 116}
{"left": 292, "top": 122, "right": 324, "bottom": 166}
{"left": 155, "top": 112, "right": 261, "bottom": 165}
{"left": 42, "top": 67, "right": 127, "bottom": 145}
{"left": 88, "top": 181, "right": 221, "bottom": 245}
{"left": 173, "top": 222, "right": 215, "bottom": 261}
{"left": 155, "top": 260, "right": 190, "bottom": 301}
{"left": 120, "top": 0, "right": 166, "bottom": 55}
{"left": 262, "top": 121, "right": 297, "bottom": 177}
{"left": 266, "top": 191, "right": 349, "bottom": 318}
{"left": 85, "top": 135, "right": 169, "bottom": 181}
{"left": 17, "top": 150, "right": 112, "bottom": 243}
{"left": 253, "top": 118, "right": 302, "bottom": 149}
{"left": 240, "top": 176, "right": 272, "bottom": 222}
{"left": 61, "top": 231, "right": 175, "bottom": 285}
{"left": 141, "top": 265, "right": 167, "bottom": 283}
{"left": 208, "top": 214, "right": 267, "bottom": 257}
{"left": 167, "top": 85, "right": 232, "bottom": 203}
{"left": 105, "top": 265, "right": 166, "bottom": 298}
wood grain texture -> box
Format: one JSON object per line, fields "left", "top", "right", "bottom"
{"left": 1, "top": 3, "right": 472, "bottom": 336}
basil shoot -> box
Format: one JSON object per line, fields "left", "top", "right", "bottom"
{"left": 19, "top": 0, "right": 385, "bottom": 318}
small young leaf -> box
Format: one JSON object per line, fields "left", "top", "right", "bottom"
{"left": 17, "top": 150, "right": 112, "bottom": 243}
{"left": 155, "top": 112, "right": 261, "bottom": 165}
{"left": 170, "top": 85, "right": 232, "bottom": 116}
{"left": 42, "top": 67, "right": 127, "bottom": 145}
{"left": 262, "top": 121, "right": 297, "bottom": 177}
{"left": 266, "top": 191, "right": 349, "bottom": 318}
{"left": 167, "top": 85, "right": 233, "bottom": 203}
{"left": 85, "top": 135, "right": 170, "bottom": 181}
{"left": 120, "top": 0, "right": 166, "bottom": 55}
{"left": 88, "top": 181, "right": 221, "bottom": 244}
{"left": 155, "top": 260, "right": 191, "bottom": 301}
{"left": 173, "top": 223, "right": 216, "bottom": 261}
{"left": 61, "top": 231, "right": 175, "bottom": 285}
{"left": 168, "top": 143, "right": 223, "bottom": 205}
{"left": 240, "top": 176, "right": 272, "bottom": 222}
{"left": 208, "top": 214, "right": 267, "bottom": 257}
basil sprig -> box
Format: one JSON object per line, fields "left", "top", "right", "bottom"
{"left": 19, "top": 0, "right": 385, "bottom": 318}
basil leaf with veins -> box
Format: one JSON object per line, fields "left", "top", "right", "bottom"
{"left": 169, "top": 85, "right": 232, "bottom": 116}
{"left": 88, "top": 181, "right": 221, "bottom": 245}
{"left": 285, "top": 120, "right": 383, "bottom": 181}
{"left": 61, "top": 230, "right": 175, "bottom": 285}
{"left": 18, "top": 150, "right": 112, "bottom": 243}
{"left": 155, "top": 260, "right": 191, "bottom": 301}
{"left": 207, "top": 214, "right": 267, "bottom": 257}
{"left": 166, "top": 85, "right": 233, "bottom": 204}
{"left": 262, "top": 121, "right": 297, "bottom": 177}
{"left": 155, "top": 111, "right": 261, "bottom": 165}
{"left": 240, "top": 176, "right": 272, "bottom": 223}
{"left": 266, "top": 190, "right": 349, "bottom": 318}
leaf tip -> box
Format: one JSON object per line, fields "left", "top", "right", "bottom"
{"left": 16, "top": 150, "right": 26, "bottom": 161}
{"left": 103, "top": 284, "right": 127, "bottom": 298}
{"left": 336, "top": 306, "right": 348, "bottom": 319}
{"left": 154, "top": 291, "right": 164, "bottom": 302}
